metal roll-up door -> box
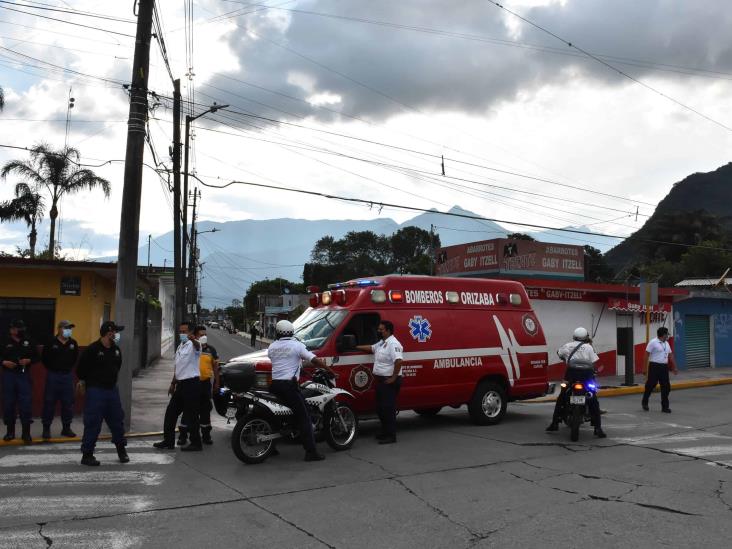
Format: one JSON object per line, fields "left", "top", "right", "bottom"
{"left": 685, "top": 315, "right": 711, "bottom": 368}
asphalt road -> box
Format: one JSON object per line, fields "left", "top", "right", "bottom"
{"left": 203, "top": 327, "right": 258, "bottom": 363}
{"left": 1, "top": 383, "right": 732, "bottom": 548}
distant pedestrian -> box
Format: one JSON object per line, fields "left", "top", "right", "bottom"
{"left": 642, "top": 327, "right": 677, "bottom": 413}
{"left": 355, "top": 320, "right": 403, "bottom": 444}
{"left": 250, "top": 324, "right": 257, "bottom": 347}
{"left": 41, "top": 320, "right": 79, "bottom": 440}
{"left": 1, "top": 319, "right": 38, "bottom": 443}
{"left": 153, "top": 322, "right": 203, "bottom": 451}
{"left": 77, "top": 321, "right": 128, "bottom": 466}
{"left": 177, "top": 326, "right": 220, "bottom": 446}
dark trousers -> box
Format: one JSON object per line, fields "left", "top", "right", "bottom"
{"left": 179, "top": 379, "right": 213, "bottom": 430}
{"left": 81, "top": 386, "right": 126, "bottom": 453}
{"left": 163, "top": 377, "right": 201, "bottom": 445}
{"left": 552, "top": 387, "right": 602, "bottom": 428}
{"left": 2, "top": 369, "right": 32, "bottom": 426}
{"left": 250, "top": 332, "right": 256, "bottom": 347}
{"left": 375, "top": 376, "right": 402, "bottom": 437}
{"left": 42, "top": 370, "right": 75, "bottom": 427}
{"left": 643, "top": 362, "right": 671, "bottom": 410}
{"left": 269, "top": 379, "right": 316, "bottom": 453}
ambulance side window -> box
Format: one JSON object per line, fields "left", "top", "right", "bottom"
{"left": 340, "top": 313, "right": 381, "bottom": 348}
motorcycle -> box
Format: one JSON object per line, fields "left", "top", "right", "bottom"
{"left": 561, "top": 377, "right": 598, "bottom": 442}
{"left": 215, "top": 363, "right": 359, "bottom": 464}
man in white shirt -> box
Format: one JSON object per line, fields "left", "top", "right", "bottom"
{"left": 268, "top": 320, "right": 334, "bottom": 462}
{"left": 546, "top": 327, "right": 606, "bottom": 438}
{"left": 154, "top": 321, "right": 203, "bottom": 451}
{"left": 356, "top": 320, "right": 403, "bottom": 444}
{"left": 642, "top": 327, "right": 677, "bottom": 413}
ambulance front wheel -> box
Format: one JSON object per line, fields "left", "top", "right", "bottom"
{"left": 468, "top": 381, "right": 507, "bottom": 425}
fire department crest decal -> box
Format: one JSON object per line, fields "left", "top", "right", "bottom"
{"left": 522, "top": 314, "right": 538, "bottom": 336}
{"left": 349, "top": 365, "right": 373, "bottom": 393}
{"left": 408, "top": 315, "right": 432, "bottom": 343}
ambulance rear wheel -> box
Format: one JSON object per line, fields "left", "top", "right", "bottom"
{"left": 468, "top": 381, "right": 507, "bottom": 425}
{"left": 414, "top": 407, "right": 442, "bottom": 417}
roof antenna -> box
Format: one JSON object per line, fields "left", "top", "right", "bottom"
{"left": 635, "top": 206, "right": 639, "bottom": 222}
{"left": 441, "top": 155, "right": 446, "bottom": 176}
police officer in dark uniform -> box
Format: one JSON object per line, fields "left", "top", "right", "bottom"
{"left": 76, "top": 321, "right": 128, "bottom": 466}
{"left": 41, "top": 320, "right": 79, "bottom": 440}
{"left": 1, "top": 320, "right": 38, "bottom": 443}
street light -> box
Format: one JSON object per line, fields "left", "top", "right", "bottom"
{"left": 182, "top": 103, "right": 228, "bottom": 280}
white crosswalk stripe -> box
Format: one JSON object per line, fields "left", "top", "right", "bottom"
{"left": 0, "top": 470, "right": 163, "bottom": 487}
{"left": 0, "top": 452, "right": 174, "bottom": 467}
{"left": 0, "top": 530, "right": 142, "bottom": 549}
{"left": 0, "top": 495, "right": 153, "bottom": 518}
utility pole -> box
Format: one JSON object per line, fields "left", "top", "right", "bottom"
{"left": 115, "top": 0, "right": 154, "bottom": 431}
{"left": 146, "top": 234, "right": 151, "bottom": 272}
{"left": 187, "top": 188, "right": 199, "bottom": 321}
{"left": 172, "top": 79, "right": 184, "bottom": 334}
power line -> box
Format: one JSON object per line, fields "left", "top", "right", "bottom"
{"left": 485, "top": 0, "right": 732, "bottom": 133}
{"left": 151, "top": 0, "right": 174, "bottom": 84}
{"left": 190, "top": 174, "right": 732, "bottom": 254}
{"left": 0, "top": 4, "right": 136, "bottom": 38}
{"left": 0, "top": 1, "right": 136, "bottom": 24}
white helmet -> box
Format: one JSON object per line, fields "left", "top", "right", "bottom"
{"left": 573, "top": 327, "right": 589, "bottom": 342}
{"left": 275, "top": 320, "right": 295, "bottom": 338}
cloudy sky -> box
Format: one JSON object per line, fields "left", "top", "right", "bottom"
{"left": 1, "top": 0, "right": 732, "bottom": 260}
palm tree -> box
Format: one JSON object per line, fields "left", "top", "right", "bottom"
{"left": 0, "top": 183, "right": 44, "bottom": 258}
{"left": 1, "top": 144, "right": 110, "bottom": 258}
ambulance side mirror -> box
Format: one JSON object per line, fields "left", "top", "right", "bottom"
{"left": 336, "top": 334, "right": 357, "bottom": 353}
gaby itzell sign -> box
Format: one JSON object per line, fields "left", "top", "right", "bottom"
{"left": 435, "top": 238, "right": 585, "bottom": 280}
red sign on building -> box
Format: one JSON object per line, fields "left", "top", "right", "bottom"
{"left": 436, "top": 239, "right": 585, "bottom": 280}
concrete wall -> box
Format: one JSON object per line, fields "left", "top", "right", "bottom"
{"left": 531, "top": 299, "right": 673, "bottom": 379}
{"left": 673, "top": 298, "right": 732, "bottom": 369}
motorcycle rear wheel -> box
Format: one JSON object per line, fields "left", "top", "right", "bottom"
{"left": 232, "top": 413, "right": 275, "bottom": 464}
{"left": 569, "top": 406, "right": 583, "bottom": 442}
{"left": 324, "top": 402, "right": 358, "bottom": 450}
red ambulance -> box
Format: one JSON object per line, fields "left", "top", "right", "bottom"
{"left": 235, "top": 276, "right": 549, "bottom": 425}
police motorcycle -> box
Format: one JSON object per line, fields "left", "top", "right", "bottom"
{"left": 559, "top": 374, "right": 599, "bottom": 442}
{"left": 214, "top": 360, "right": 359, "bottom": 464}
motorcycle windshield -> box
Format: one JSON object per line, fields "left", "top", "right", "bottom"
{"left": 293, "top": 309, "right": 348, "bottom": 350}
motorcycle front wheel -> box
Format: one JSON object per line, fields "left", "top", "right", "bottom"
{"left": 232, "top": 413, "right": 276, "bottom": 464}
{"left": 324, "top": 402, "right": 358, "bottom": 450}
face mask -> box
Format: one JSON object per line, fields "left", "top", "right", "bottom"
{"left": 179, "top": 333, "right": 188, "bottom": 343}
{"left": 62, "top": 328, "right": 72, "bottom": 338}
{"left": 199, "top": 335, "right": 208, "bottom": 345}
{"left": 114, "top": 333, "right": 121, "bottom": 344}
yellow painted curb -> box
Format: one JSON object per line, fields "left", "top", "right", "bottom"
{"left": 524, "top": 377, "right": 732, "bottom": 404}
{"left": 0, "top": 430, "right": 164, "bottom": 448}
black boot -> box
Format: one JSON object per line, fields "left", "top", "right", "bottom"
{"left": 81, "top": 453, "right": 100, "bottom": 466}
{"left": 3, "top": 424, "right": 15, "bottom": 441}
{"left": 153, "top": 439, "right": 175, "bottom": 450}
{"left": 304, "top": 450, "right": 325, "bottom": 461}
{"left": 42, "top": 425, "right": 51, "bottom": 440}
{"left": 61, "top": 424, "right": 77, "bottom": 437}
{"left": 546, "top": 420, "right": 559, "bottom": 432}
{"left": 201, "top": 426, "right": 213, "bottom": 445}
{"left": 177, "top": 427, "right": 188, "bottom": 446}
{"left": 21, "top": 423, "right": 32, "bottom": 444}
{"left": 594, "top": 427, "right": 607, "bottom": 438}
{"left": 116, "top": 443, "right": 130, "bottom": 463}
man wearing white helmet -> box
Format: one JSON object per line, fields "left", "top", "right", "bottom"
{"left": 546, "top": 327, "right": 606, "bottom": 438}
{"left": 268, "top": 319, "right": 336, "bottom": 461}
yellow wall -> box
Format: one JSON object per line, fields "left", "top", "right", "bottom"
{"left": 0, "top": 267, "right": 116, "bottom": 345}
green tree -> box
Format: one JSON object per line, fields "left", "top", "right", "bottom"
{"left": 583, "top": 245, "right": 613, "bottom": 282}
{"left": 1, "top": 144, "right": 110, "bottom": 258}
{"left": 506, "top": 232, "right": 535, "bottom": 241}
{"left": 391, "top": 226, "right": 440, "bottom": 274}
{"left": 244, "top": 278, "right": 304, "bottom": 321}
{"left": 0, "top": 183, "right": 45, "bottom": 258}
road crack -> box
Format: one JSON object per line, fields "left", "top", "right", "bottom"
{"left": 37, "top": 523, "right": 52, "bottom": 547}
{"left": 248, "top": 499, "right": 335, "bottom": 549}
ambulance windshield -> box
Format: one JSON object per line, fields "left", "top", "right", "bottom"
{"left": 293, "top": 309, "right": 348, "bottom": 350}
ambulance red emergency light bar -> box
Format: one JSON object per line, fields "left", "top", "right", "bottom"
{"left": 232, "top": 275, "right": 550, "bottom": 425}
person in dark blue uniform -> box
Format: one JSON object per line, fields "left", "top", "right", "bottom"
{"left": 41, "top": 320, "right": 80, "bottom": 440}
{"left": 77, "top": 321, "right": 128, "bottom": 466}
{"left": 1, "top": 320, "right": 38, "bottom": 443}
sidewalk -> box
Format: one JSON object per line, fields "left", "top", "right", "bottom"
{"left": 235, "top": 330, "right": 271, "bottom": 351}
{"left": 1, "top": 354, "right": 177, "bottom": 447}
{"left": 529, "top": 366, "right": 732, "bottom": 403}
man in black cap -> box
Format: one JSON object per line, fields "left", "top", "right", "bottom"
{"left": 41, "top": 320, "right": 79, "bottom": 440}
{"left": 1, "top": 320, "right": 38, "bottom": 443}
{"left": 76, "top": 321, "right": 128, "bottom": 466}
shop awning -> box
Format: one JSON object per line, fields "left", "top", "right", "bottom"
{"left": 607, "top": 298, "right": 671, "bottom": 313}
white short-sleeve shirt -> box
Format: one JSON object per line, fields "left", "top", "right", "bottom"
{"left": 268, "top": 337, "right": 316, "bottom": 380}
{"left": 646, "top": 338, "right": 672, "bottom": 364}
{"left": 371, "top": 335, "right": 404, "bottom": 377}
{"left": 175, "top": 339, "right": 201, "bottom": 380}
{"left": 557, "top": 341, "right": 599, "bottom": 368}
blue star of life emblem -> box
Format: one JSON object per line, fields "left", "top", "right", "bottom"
{"left": 408, "top": 315, "right": 432, "bottom": 343}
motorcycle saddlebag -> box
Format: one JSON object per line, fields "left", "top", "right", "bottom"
{"left": 221, "top": 362, "right": 256, "bottom": 392}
